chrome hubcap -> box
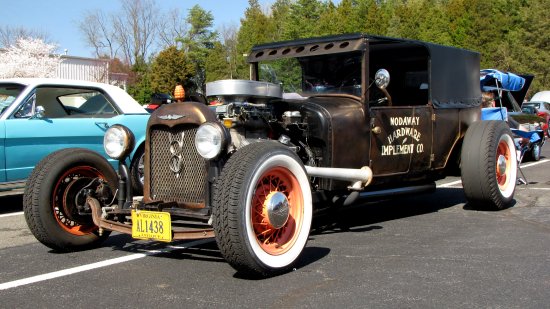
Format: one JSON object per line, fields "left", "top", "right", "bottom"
{"left": 265, "top": 191, "right": 290, "bottom": 229}
{"left": 497, "top": 155, "right": 507, "bottom": 175}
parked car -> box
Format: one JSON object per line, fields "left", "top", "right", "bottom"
{"left": 25, "top": 34, "right": 517, "bottom": 277}
{"left": 530, "top": 91, "right": 550, "bottom": 104}
{"left": 0, "top": 78, "right": 149, "bottom": 193}
{"left": 144, "top": 93, "right": 173, "bottom": 112}
{"left": 521, "top": 105, "right": 538, "bottom": 114}
{"left": 522, "top": 101, "right": 550, "bottom": 136}
{"left": 523, "top": 101, "right": 550, "bottom": 114}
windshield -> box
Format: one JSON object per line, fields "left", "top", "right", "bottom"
{"left": 257, "top": 51, "right": 363, "bottom": 97}
{"left": 524, "top": 102, "right": 540, "bottom": 109}
{"left": 0, "top": 83, "right": 25, "bottom": 116}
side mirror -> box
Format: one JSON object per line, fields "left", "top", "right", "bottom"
{"left": 375, "top": 69, "right": 390, "bottom": 89}
{"left": 31, "top": 105, "right": 46, "bottom": 119}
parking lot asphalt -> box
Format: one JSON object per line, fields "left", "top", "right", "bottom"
{"left": 0, "top": 144, "right": 549, "bottom": 308}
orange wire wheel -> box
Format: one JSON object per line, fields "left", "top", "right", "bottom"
{"left": 495, "top": 139, "right": 512, "bottom": 190}
{"left": 251, "top": 167, "right": 304, "bottom": 255}
{"left": 461, "top": 121, "right": 517, "bottom": 210}
{"left": 24, "top": 148, "right": 116, "bottom": 251}
{"left": 52, "top": 165, "right": 106, "bottom": 235}
{"left": 212, "top": 142, "right": 312, "bottom": 275}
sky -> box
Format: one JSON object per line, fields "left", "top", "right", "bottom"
{"left": 0, "top": 0, "right": 269, "bottom": 58}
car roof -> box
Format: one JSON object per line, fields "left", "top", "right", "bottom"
{"left": 0, "top": 78, "right": 147, "bottom": 114}
{"left": 249, "top": 33, "right": 481, "bottom": 109}
{"left": 530, "top": 91, "right": 550, "bottom": 102}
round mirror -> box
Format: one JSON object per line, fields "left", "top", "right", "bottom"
{"left": 374, "top": 69, "right": 390, "bottom": 89}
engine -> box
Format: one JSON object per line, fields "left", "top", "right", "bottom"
{"left": 206, "top": 80, "right": 307, "bottom": 152}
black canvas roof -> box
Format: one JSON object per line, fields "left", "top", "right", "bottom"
{"left": 249, "top": 33, "right": 481, "bottom": 109}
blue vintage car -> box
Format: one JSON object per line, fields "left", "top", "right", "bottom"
{"left": 0, "top": 78, "right": 149, "bottom": 193}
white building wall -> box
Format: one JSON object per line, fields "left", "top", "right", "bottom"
{"left": 55, "top": 56, "right": 110, "bottom": 83}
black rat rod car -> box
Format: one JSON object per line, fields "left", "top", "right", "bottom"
{"left": 24, "top": 34, "right": 517, "bottom": 276}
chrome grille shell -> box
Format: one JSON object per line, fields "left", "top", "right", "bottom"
{"left": 149, "top": 125, "right": 207, "bottom": 204}
{"left": 144, "top": 102, "right": 219, "bottom": 207}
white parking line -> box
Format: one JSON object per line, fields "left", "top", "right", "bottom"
{"left": 0, "top": 238, "right": 214, "bottom": 290}
{"left": 0, "top": 211, "right": 23, "bottom": 218}
{"left": 520, "top": 158, "right": 550, "bottom": 168}
{"left": 438, "top": 180, "right": 462, "bottom": 188}
{"left": 437, "top": 158, "right": 550, "bottom": 188}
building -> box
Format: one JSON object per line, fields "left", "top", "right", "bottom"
{"left": 56, "top": 55, "right": 128, "bottom": 89}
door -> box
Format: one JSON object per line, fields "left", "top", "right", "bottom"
{"left": 0, "top": 121, "right": 5, "bottom": 182}
{"left": 369, "top": 106, "right": 433, "bottom": 176}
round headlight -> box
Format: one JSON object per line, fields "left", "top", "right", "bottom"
{"left": 195, "top": 122, "right": 226, "bottom": 159}
{"left": 104, "top": 124, "right": 135, "bottom": 160}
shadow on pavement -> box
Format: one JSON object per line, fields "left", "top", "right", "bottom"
{"left": 0, "top": 193, "right": 23, "bottom": 214}
{"left": 311, "top": 187, "right": 467, "bottom": 236}
{"left": 47, "top": 187, "right": 467, "bottom": 280}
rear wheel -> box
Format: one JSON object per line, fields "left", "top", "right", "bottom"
{"left": 213, "top": 142, "right": 312, "bottom": 276}
{"left": 461, "top": 121, "right": 517, "bottom": 210}
{"left": 24, "top": 148, "right": 117, "bottom": 251}
{"left": 527, "top": 143, "right": 541, "bottom": 161}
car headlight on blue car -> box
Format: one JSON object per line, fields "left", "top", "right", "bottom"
{"left": 195, "top": 122, "right": 228, "bottom": 159}
{"left": 104, "top": 124, "right": 135, "bottom": 160}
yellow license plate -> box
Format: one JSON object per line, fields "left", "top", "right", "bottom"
{"left": 131, "top": 210, "right": 172, "bottom": 242}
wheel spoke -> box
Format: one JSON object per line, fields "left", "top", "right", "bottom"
{"left": 52, "top": 166, "right": 105, "bottom": 236}
{"left": 251, "top": 166, "right": 304, "bottom": 255}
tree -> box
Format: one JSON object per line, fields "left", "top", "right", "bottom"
{"left": 283, "top": 0, "right": 326, "bottom": 40}
{"left": 0, "top": 25, "right": 51, "bottom": 48}
{"left": 205, "top": 41, "right": 232, "bottom": 82}
{"left": 112, "top": 0, "right": 160, "bottom": 67}
{"left": 318, "top": 0, "right": 356, "bottom": 36}
{"left": 78, "top": 10, "right": 117, "bottom": 59}
{"left": 179, "top": 5, "right": 218, "bottom": 92}
{"left": 80, "top": 0, "right": 160, "bottom": 66}
{"left": 235, "top": 0, "right": 274, "bottom": 78}
{"left": 0, "top": 38, "right": 60, "bottom": 78}
{"left": 218, "top": 23, "right": 240, "bottom": 80}
{"left": 158, "top": 8, "right": 188, "bottom": 49}
{"left": 149, "top": 46, "right": 195, "bottom": 93}
{"left": 507, "top": 0, "right": 550, "bottom": 93}
{"left": 269, "top": 0, "right": 292, "bottom": 41}
{"left": 127, "top": 59, "right": 153, "bottom": 104}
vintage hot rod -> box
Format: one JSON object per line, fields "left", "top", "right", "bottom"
{"left": 23, "top": 34, "right": 517, "bottom": 276}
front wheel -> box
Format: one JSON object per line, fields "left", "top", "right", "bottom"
{"left": 212, "top": 142, "right": 313, "bottom": 276}
{"left": 461, "top": 121, "right": 517, "bottom": 210}
{"left": 23, "top": 148, "right": 117, "bottom": 251}
{"left": 130, "top": 146, "right": 145, "bottom": 195}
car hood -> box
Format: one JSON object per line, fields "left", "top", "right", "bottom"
{"left": 515, "top": 74, "right": 534, "bottom": 106}
{"left": 480, "top": 69, "right": 534, "bottom": 111}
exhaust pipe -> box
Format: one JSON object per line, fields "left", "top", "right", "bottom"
{"left": 305, "top": 166, "right": 373, "bottom": 190}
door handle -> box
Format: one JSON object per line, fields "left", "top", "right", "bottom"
{"left": 95, "top": 122, "right": 110, "bottom": 130}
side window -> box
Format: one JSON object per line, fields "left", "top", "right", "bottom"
{"left": 77, "top": 93, "right": 116, "bottom": 114}
{"left": 55, "top": 88, "right": 117, "bottom": 117}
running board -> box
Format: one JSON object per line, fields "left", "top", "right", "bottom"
{"left": 340, "top": 183, "right": 436, "bottom": 206}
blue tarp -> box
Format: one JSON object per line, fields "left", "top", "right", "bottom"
{"left": 481, "top": 107, "right": 508, "bottom": 121}
{"left": 511, "top": 128, "right": 542, "bottom": 144}
{"left": 480, "top": 69, "right": 525, "bottom": 92}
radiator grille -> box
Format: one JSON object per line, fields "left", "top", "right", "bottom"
{"left": 149, "top": 125, "right": 207, "bottom": 204}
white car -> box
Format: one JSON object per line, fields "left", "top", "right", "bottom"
{"left": 530, "top": 91, "right": 550, "bottom": 104}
